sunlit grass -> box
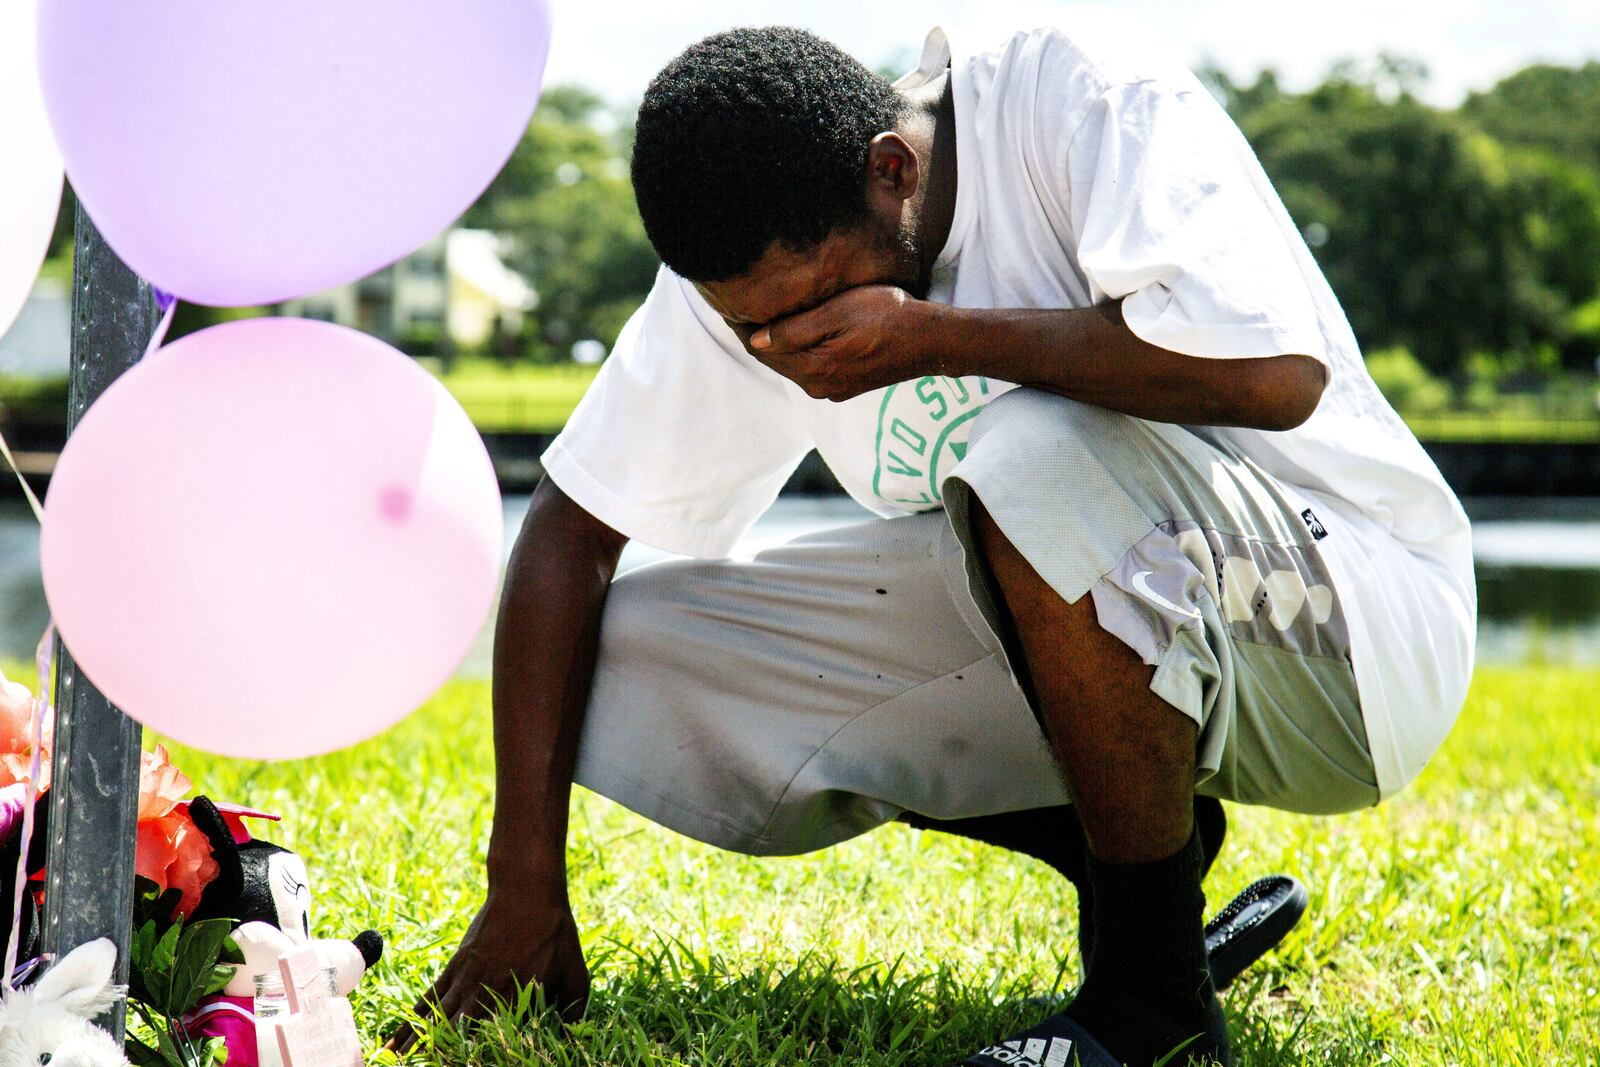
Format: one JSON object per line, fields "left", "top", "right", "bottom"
{"left": 428, "top": 359, "right": 600, "bottom": 433}
{"left": 7, "top": 359, "right": 1597, "bottom": 443}
{"left": 1403, "top": 413, "right": 1600, "bottom": 443}
{"left": 7, "top": 662, "right": 1596, "bottom": 1065}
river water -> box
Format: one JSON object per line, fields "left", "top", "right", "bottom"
{"left": 2, "top": 494, "right": 1597, "bottom": 674}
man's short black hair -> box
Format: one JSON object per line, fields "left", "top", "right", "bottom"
{"left": 631, "top": 26, "right": 906, "bottom": 283}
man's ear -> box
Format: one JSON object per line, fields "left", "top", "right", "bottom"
{"left": 187, "top": 795, "right": 244, "bottom": 922}
{"left": 866, "top": 131, "right": 920, "bottom": 203}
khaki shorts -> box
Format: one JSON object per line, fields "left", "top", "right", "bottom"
{"left": 571, "top": 390, "right": 1380, "bottom": 856}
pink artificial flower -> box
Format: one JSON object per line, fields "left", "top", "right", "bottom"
{"left": 134, "top": 745, "right": 218, "bottom": 918}
{"left": 0, "top": 667, "right": 51, "bottom": 792}
{"left": 0, "top": 683, "right": 222, "bottom": 918}
{"left": 138, "top": 744, "right": 192, "bottom": 820}
{"left": 136, "top": 809, "right": 220, "bottom": 919}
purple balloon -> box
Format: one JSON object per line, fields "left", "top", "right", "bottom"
{"left": 36, "top": 0, "right": 550, "bottom": 307}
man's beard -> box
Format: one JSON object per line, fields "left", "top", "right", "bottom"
{"left": 878, "top": 215, "right": 934, "bottom": 300}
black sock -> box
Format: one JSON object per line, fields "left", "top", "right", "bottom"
{"left": 1064, "top": 825, "right": 1231, "bottom": 1066}
{"left": 1079, "top": 798, "right": 1226, "bottom": 981}
{"left": 899, "top": 796, "right": 1227, "bottom": 982}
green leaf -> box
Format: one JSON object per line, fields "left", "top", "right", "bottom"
{"left": 201, "top": 962, "right": 238, "bottom": 998}
{"left": 218, "top": 934, "right": 245, "bottom": 966}
{"left": 152, "top": 922, "right": 181, "bottom": 973}
{"left": 127, "top": 920, "right": 161, "bottom": 1005}
{"left": 133, "top": 874, "right": 164, "bottom": 910}
{"left": 132, "top": 921, "right": 159, "bottom": 966}
{"left": 126, "top": 970, "right": 153, "bottom": 1007}
{"left": 133, "top": 875, "right": 184, "bottom": 928}
{"left": 144, "top": 922, "right": 181, "bottom": 1009}
{"left": 123, "top": 1035, "right": 169, "bottom": 1067}
{"left": 128, "top": 997, "right": 187, "bottom": 1067}
{"left": 198, "top": 1035, "right": 230, "bottom": 1066}
{"left": 151, "top": 1016, "right": 187, "bottom": 1067}
{"left": 173, "top": 1029, "right": 229, "bottom": 1067}
{"left": 167, "top": 918, "right": 238, "bottom": 1016}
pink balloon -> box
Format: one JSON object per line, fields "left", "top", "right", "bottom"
{"left": 0, "top": 0, "right": 63, "bottom": 340}
{"left": 40, "top": 319, "right": 503, "bottom": 760}
{"left": 36, "top": 0, "right": 550, "bottom": 307}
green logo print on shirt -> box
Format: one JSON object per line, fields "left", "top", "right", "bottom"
{"left": 871, "top": 374, "right": 1000, "bottom": 509}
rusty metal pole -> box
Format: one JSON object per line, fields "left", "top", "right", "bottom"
{"left": 41, "top": 204, "right": 154, "bottom": 1038}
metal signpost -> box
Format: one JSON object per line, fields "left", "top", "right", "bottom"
{"left": 40, "top": 205, "right": 154, "bottom": 1038}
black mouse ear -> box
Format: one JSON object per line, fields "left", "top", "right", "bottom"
{"left": 187, "top": 795, "right": 244, "bottom": 922}
{"left": 352, "top": 930, "right": 384, "bottom": 969}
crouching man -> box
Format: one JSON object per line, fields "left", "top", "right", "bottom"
{"left": 394, "top": 14, "right": 1474, "bottom": 1066}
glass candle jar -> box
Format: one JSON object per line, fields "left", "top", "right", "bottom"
{"left": 253, "top": 967, "right": 339, "bottom": 1067}
{"left": 253, "top": 972, "right": 290, "bottom": 1067}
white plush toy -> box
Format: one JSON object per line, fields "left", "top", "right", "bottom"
{"left": 0, "top": 937, "right": 130, "bottom": 1067}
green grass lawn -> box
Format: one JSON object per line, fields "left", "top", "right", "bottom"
{"left": 5, "top": 664, "right": 1597, "bottom": 1065}
{"left": 427, "top": 360, "right": 601, "bottom": 434}
{"left": 429, "top": 364, "right": 1600, "bottom": 444}
{"left": 1402, "top": 413, "right": 1600, "bottom": 444}
{"left": 7, "top": 360, "right": 1598, "bottom": 443}
{"left": 426, "top": 361, "right": 1600, "bottom": 444}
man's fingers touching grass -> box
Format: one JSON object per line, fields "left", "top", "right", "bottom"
{"left": 379, "top": 1020, "right": 418, "bottom": 1058}
{"left": 383, "top": 974, "right": 579, "bottom": 1059}
{"left": 382, "top": 965, "right": 470, "bottom": 1055}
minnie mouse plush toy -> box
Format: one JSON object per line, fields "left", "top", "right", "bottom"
{"left": 176, "top": 796, "right": 383, "bottom": 1067}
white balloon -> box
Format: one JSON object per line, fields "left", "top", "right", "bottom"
{"left": 0, "top": 0, "right": 64, "bottom": 343}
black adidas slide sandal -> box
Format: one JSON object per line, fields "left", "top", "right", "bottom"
{"left": 1204, "top": 874, "right": 1308, "bottom": 991}
{"left": 958, "top": 1012, "right": 1122, "bottom": 1067}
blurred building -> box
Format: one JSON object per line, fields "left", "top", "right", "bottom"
{"left": 0, "top": 228, "right": 535, "bottom": 381}
{"left": 446, "top": 229, "right": 537, "bottom": 350}
{"left": 280, "top": 229, "right": 534, "bottom": 354}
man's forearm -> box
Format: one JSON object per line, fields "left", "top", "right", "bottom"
{"left": 922, "top": 299, "right": 1325, "bottom": 431}
{"left": 485, "top": 478, "right": 627, "bottom": 901}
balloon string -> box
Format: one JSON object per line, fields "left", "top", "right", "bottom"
{"left": 0, "top": 289, "right": 169, "bottom": 988}
{"left": 2, "top": 622, "right": 54, "bottom": 991}
{"left": 7, "top": 954, "right": 48, "bottom": 988}
{"left": 0, "top": 428, "right": 45, "bottom": 526}
{"left": 145, "top": 290, "right": 178, "bottom": 359}
{"left": 0, "top": 289, "right": 173, "bottom": 531}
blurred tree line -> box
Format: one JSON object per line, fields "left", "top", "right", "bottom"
{"left": 461, "top": 86, "right": 658, "bottom": 360}
{"left": 489, "top": 57, "right": 1600, "bottom": 404}
{"left": 1205, "top": 56, "right": 1600, "bottom": 409}
{"left": 41, "top": 59, "right": 1600, "bottom": 409}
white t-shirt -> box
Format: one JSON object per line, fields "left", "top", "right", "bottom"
{"left": 543, "top": 8, "right": 1476, "bottom": 799}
